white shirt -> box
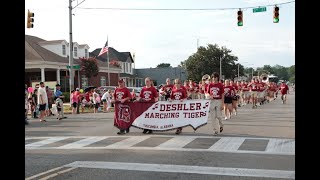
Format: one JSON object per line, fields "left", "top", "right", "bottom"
{"left": 37, "top": 86, "right": 48, "bottom": 105}
{"left": 101, "top": 92, "right": 110, "bottom": 100}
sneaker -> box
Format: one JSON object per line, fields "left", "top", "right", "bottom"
{"left": 234, "top": 111, "right": 237, "bottom": 116}
{"left": 142, "top": 129, "right": 148, "bottom": 134}
{"left": 225, "top": 117, "right": 228, "bottom": 120}
{"left": 220, "top": 127, "right": 223, "bottom": 133}
{"left": 147, "top": 130, "right": 153, "bottom": 134}
{"left": 117, "top": 130, "right": 126, "bottom": 135}
{"left": 175, "top": 129, "right": 182, "bottom": 135}
{"left": 213, "top": 131, "right": 219, "bottom": 136}
{"left": 125, "top": 128, "right": 130, "bottom": 133}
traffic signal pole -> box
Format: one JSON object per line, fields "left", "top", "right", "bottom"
{"left": 69, "top": 0, "right": 74, "bottom": 94}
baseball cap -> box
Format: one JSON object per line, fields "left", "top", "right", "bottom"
{"left": 76, "top": 88, "right": 80, "bottom": 91}
{"left": 118, "top": 79, "right": 124, "bottom": 83}
{"left": 56, "top": 84, "right": 61, "bottom": 87}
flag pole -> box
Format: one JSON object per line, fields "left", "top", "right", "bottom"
{"left": 107, "top": 36, "right": 110, "bottom": 86}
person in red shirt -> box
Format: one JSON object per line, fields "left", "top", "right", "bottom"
{"left": 223, "top": 80, "right": 235, "bottom": 120}
{"left": 206, "top": 72, "right": 224, "bottom": 135}
{"left": 112, "top": 79, "right": 132, "bottom": 135}
{"left": 248, "top": 78, "right": 259, "bottom": 108}
{"left": 199, "top": 77, "right": 210, "bottom": 99}
{"left": 230, "top": 80, "right": 239, "bottom": 116}
{"left": 279, "top": 81, "right": 289, "bottom": 104}
{"left": 183, "top": 80, "right": 191, "bottom": 99}
{"left": 168, "top": 78, "right": 187, "bottom": 134}
{"left": 160, "top": 78, "right": 174, "bottom": 101}
{"left": 137, "top": 77, "right": 159, "bottom": 134}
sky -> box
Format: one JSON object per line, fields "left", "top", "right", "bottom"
{"left": 25, "top": 0, "right": 295, "bottom": 69}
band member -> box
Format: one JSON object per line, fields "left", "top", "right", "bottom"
{"left": 207, "top": 72, "right": 224, "bottom": 135}
{"left": 137, "top": 77, "right": 159, "bottom": 134}
{"left": 223, "top": 80, "right": 235, "bottom": 120}
{"left": 242, "top": 81, "right": 250, "bottom": 105}
{"left": 183, "top": 80, "right": 191, "bottom": 99}
{"left": 160, "top": 78, "right": 174, "bottom": 101}
{"left": 168, "top": 78, "right": 187, "bottom": 134}
{"left": 279, "top": 81, "right": 289, "bottom": 104}
{"left": 189, "top": 80, "right": 198, "bottom": 99}
{"left": 112, "top": 79, "right": 132, "bottom": 135}
{"left": 199, "top": 77, "right": 210, "bottom": 99}
{"left": 230, "top": 80, "right": 239, "bottom": 116}
{"left": 248, "top": 78, "right": 258, "bottom": 108}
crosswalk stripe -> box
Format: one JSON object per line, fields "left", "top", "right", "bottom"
{"left": 64, "top": 161, "right": 295, "bottom": 179}
{"left": 105, "top": 136, "right": 150, "bottom": 148}
{"left": 265, "top": 139, "right": 295, "bottom": 153}
{"left": 25, "top": 137, "right": 68, "bottom": 149}
{"left": 58, "top": 137, "right": 108, "bottom": 149}
{"left": 209, "top": 137, "right": 246, "bottom": 151}
{"left": 156, "top": 136, "right": 197, "bottom": 148}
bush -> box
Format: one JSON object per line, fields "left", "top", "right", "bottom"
{"left": 62, "top": 92, "right": 70, "bottom": 103}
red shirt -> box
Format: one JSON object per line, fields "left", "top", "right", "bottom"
{"left": 189, "top": 83, "right": 198, "bottom": 92}
{"left": 207, "top": 83, "right": 224, "bottom": 99}
{"left": 279, "top": 84, "right": 289, "bottom": 94}
{"left": 242, "top": 84, "right": 249, "bottom": 91}
{"left": 161, "top": 84, "right": 174, "bottom": 95}
{"left": 224, "top": 85, "right": 235, "bottom": 97}
{"left": 199, "top": 83, "right": 208, "bottom": 94}
{"left": 140, "top": 86, "right": 158, "bottom": 102}
{"left": 114, "top": 87, "right": 132, "bottom": 101}
{"left": 183, "top": 85, "right": 190, "bottom": 93}
{"left": 170, "top": 88, "right": 187, "bottom": 100}
{"left": 249, "top": 83, "right": 258, "bottom": 91}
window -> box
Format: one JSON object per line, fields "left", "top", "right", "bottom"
{"left": 85, "top": 49, "right": 88, "bottom": 58}
{"left": 100, "top": 76, "right": 106, "bottom": 86}
{"left": 125, "top": 63, "right": 128, "bottom": 73}
{"left": 128, "top": 63, "right": 131, "bottom": 73}
{"left": 62, "top": 45, "right": 66, "bottom": 55}
{"left": 122, "top": 62, "right": 125, "bottom": 73}
{"left": 81, "top": 75, "right": 88, "bottom": 87}
{"left": 74, "top": 47, "right": 78, "bottom": 57}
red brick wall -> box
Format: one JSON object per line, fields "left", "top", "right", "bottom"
{"left": 79, "top": 71, "right": 119, "bottom": 87}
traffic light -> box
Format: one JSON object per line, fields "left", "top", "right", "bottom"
{"left": 273, "top": 6, "right": 279, "bottom": 23}
{"left": 237, "top": 10, "right": 243, "bottom": 26}
{"left": 27, "top": 10, "right": 34, "bottom": 28}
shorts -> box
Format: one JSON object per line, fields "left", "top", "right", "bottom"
{"left": 57, "top": 108, "right": 62, "bottom": 112}
{"left": 94, "top": 103, "right": 100, "bottom": 109}
{"left": 232, "top": 95, "right": 239, "bottom": 101}
{"left": 258, "top": 92, "right": 264, "bottom": 98}
{"left": 39, "top": 104, "right": 46, "bottom": 111}
{"left": 48, "top": 103, "right": 52, "bottom": 109}
{"left": 224, "top": 97, "right": 233, "bottom": 104}
{"left": 251, "top": 91, "right": 257, "bottom": 98}
{"left": 72, "top": 102, "right": 77, "bottom": 108}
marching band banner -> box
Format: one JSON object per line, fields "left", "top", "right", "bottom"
{"left": 114, "top": 100, "right": 211, "bottom": 131}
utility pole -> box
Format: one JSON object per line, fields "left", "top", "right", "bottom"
{"left": 68, "top": 0, "right": 74, "bottom": 93}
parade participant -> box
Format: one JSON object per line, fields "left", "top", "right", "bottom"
{"left": 137, "top": 77, "right": 159, "bottom": 134}
{"left": 223, "top": 80, "right": 235, "bottom": 120}
{"left": 189, "top": 80, "right": 198, "bottom": 99}
{"left": 230, "top": 80, "right": 239, "bottom": 116}
{"left": 112, "top": 79, "right": 132, "bottom": 135}
{"left": 206, "top": 72, "right": 224, "bottom": 135}
{"left": 279, "top": 81, "right": 289, "bottom": 104}
{"left": 168, "top": 78, "right": 187, "bottom": 134}
{"left": 242, "top": 81, "right": 250, "bottom": 105}
{"left": 268, "top": 82, "right": 276, "bottom": 102}
{"left": 160, "top": 78, "right": 174, "bottom": 101}
{"left": 248, "top": 78, "right": 258, "bottom": 108}
{"left": 183, "top": 80, "right": 191, "bottom": 99}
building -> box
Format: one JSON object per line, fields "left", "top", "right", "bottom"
{"left": 134, "top": 67, "right": 187, "bottom": 87}
{"left": 25, "top": 35, "right": 134, "bottom": 91}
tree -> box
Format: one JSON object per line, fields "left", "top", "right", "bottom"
{"left": 272, "top": 64, "right": 289, "bottom": 80}
{"left": 80, "top": 57, "right": 99, "bottom": 85}
{"left": 182, "top": 44, "right": 241, "bottom": 81}
{"left": 156, "top": 63, "right": 171, "bottom": 68}
{"left": 287, "top": 65, "right": 295, "bottom": 83}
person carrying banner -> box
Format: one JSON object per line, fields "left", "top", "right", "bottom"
{"left": 137, "top": 77, "right": 159, "bottom": 134}
{"left": 160, "top": 78, "right": 174, "bottom": 101}
{"left": 112, "top": 79, "right": 132, "bottom": 135}
{"left": 207, "top": 72, "right": 225, "bottom": 135}
{"left": 168, "top": 78, "right": 187, "bottom": 134}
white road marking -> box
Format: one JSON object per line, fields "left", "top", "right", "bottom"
{"left": 25, "top": 166, "right": 64, "bottom": 180}
{"left": 38, "top": 167, "right": 77, "bottom": 180}
{"left": 266, "top": 139, "right": 295, "bottom": 153}
{"left": 64, "top": 161, "right": 295, "bottom": 179}
{"left": 25, "top": 137, "right": 68, "bottom": 149}
{"left": 105, "top": 136, "right": 150, "bottom": 148}
{"left": 209, "top": 137, "right": 246, "bottom": 151}
{"left": 25, "top": 136, "right": 295, "bottom": 155}
{"left": 156, "top": 136, "right": 196, "bottom": 148}
{"left": 58, "top": 137, "right": 107, "bottom": 149}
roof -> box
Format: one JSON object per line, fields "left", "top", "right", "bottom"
{"left": 25, "top": 35, "right": 70, "bottom": 63}
{"left": 79, "top": 44, "right": 90, "bottom": 48}
{"left": 120, "top": 73, "right": 136, "bottom": 78}
{"left": 90, "top": 47, "right": 134, "bottom": 63}
{"left": 38, "top": 40, "right": 67, "bottom": 45}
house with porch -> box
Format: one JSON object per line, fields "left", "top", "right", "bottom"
{"left": 25, "top": 35, "right": 125, "bottom": 91}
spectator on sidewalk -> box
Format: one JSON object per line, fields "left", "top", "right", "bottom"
{"left": 54, "top": 84, "right": 66, "bottom": 119}
{"left": 37, "top": 82, "right": 48, "bottom": 122}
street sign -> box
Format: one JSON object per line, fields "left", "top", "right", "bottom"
{"left": 66, "top": 65, "right": 80, "bottom": 69}
{"left": 253, "top": 7, "right": 267, "bottom": 13}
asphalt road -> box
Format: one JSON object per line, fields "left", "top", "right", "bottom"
{"left": 25, "top": 90, "right": 295, "bottom": 179}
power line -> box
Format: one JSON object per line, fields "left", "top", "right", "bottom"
{"left": 76, "top": 1, "right": 294, "bottom": 11}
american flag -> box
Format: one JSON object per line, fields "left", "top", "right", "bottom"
{"left": 98, "top": 40, "right": 108, "bottom": 57}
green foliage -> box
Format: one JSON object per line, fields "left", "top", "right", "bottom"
{"left": 183, "top": 44, "right": 241, "bottom": 81}
{"left": 62, "top": 92, "right": 70, "bottom": 103}
{"left": 156, "top": 63, "right": 171, "bottom": 68}
{"left": 80, "top": 57, "right": 99, "bottom": 85}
